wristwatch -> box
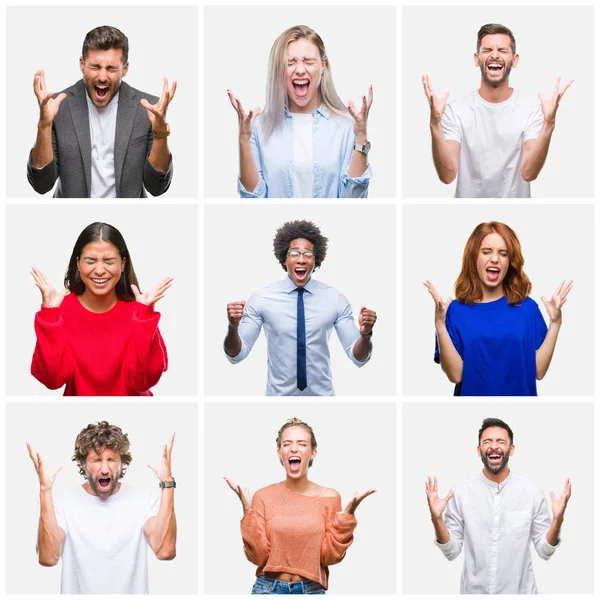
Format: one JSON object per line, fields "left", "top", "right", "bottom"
{"left": 153, "top": 123, "right": 171, "bottom": 139}
{"left": 361, "top": 330, "right": 373, "bottom": 338}
{"left": 353, "top": 141, "right": 371, "bottom": 155}
{"left": 159, "top": 478, "right": 176, "bottom": 489}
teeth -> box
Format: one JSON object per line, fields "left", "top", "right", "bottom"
{"left": 92, "top": 278, "right": 109, "bottom": 283}
{"left": 293, "top": 79, "right": 309, "bottom": 84}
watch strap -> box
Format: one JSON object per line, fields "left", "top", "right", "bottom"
{"left": 159, "top": 478, "right": 176, "bottom": 489}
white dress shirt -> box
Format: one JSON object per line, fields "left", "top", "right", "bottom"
{"left": 435, "top": 472, "right": 559, "bottom": 594}
{"left": 226, "top": 276, "right": 369, "bottom": 395}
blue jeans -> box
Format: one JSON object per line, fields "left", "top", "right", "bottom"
{"left": 251, "top": 575, "right": 326, "bottom": 595}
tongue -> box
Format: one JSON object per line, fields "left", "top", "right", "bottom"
{"left": 96, "top": 87, "right": 108, "bottom": 97}
{"left": 294, "top": 83, "right": 309, "bottom": 97}
{"left": 289, "top": 461, "right": 300, "bottom": 473}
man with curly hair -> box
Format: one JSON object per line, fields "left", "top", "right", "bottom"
{"left": 26, "top": 421, "right": 177, "bottom": 593}
{"left": 224, "top": 219, "right": 377, "bottom": 395}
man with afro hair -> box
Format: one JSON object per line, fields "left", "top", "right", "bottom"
{"left": 224, "top": 219, "right": 377, "bottom": 395}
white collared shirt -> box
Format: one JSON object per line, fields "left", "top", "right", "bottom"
{"left": 435, "top": 472, "right": 559, "bottom": 594}
{"left": 85, "top": 91, "right": 119, "bottom": 197}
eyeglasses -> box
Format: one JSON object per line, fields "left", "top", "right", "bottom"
{"left": 287, "top": 251, "right": 315, "bottom": 259}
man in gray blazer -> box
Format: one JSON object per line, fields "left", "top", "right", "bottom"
{"left": 27, "top": 26, "right": 175, "bottom": 198}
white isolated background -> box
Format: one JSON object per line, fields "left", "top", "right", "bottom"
{"left": 204, "top": 204, "right": 396, "bottom": 396}
{"left": 402, "top": 5, "right": 593, "bottom": 198}
{"left": 5, "top": 204, "right": 198, "bottom": 396}
{"left": 6, "top": 5, "right": 198, "bottom": 198}
{"left": 402, "top": 204, "right": 594, "bottom": 396}
{"left": 402, "top": 402, "right": 594, "bottom": 594}
{"left": 6, "top": 401, "right": 198, "bottom": 594}
{"left": 204, "top": 401, "right": 396, "bottom": 594}
{"left": 204, "top": 5, "right": 397, "bottom": 198}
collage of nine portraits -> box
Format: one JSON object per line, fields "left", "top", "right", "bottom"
{"left": 2, "top": 2, "right": 596, "bottom": 597}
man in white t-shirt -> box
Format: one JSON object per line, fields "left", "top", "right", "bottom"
{"left": 27, "top": 421, "right": 177, "bottom": 594}
{"left": 422, "top": 23, "right": 573, "bottom": 198}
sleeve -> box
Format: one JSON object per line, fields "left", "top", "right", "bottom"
{"left": 26, "top": 126, "right": 59, "bottom": 195}
{"left": 144, "top": 492, "right": 161, "bottom": 521}
{"left": 53, "top": 495, "right": 67, "bottom": 533}
{"left": 441, "top": 103, "right": 462, "bottom": 143}
{"left": 334, "top": 293, "right": 369, "bottom": 367}
{"left": 240, "top": 493, "right": 270, "bottom": 567}
{"left": 532, "top": 299, "right": 549, "bottom": 349}
{"left": 143, "top": 134, "right": 173, "bottom": 197}
{"left": 320, "top": 493, "right": 357, "bottom": 565}
{"left": 31, "top": 306, "right": 75, "bottom": 390}
{"left": 225, "top": 296, "right": 263, "bottom": 364}
{"left": 433, "top": 492, "right": 463, "bottom": 561}
{"left": 434, "top": 302, "right": 463, "bottom": 363}
{"left": 339, "top": 125, "right": 371, "bottom": 198}
{"left": 523, "top": 100, "right": 544, "bottom": 142}
{"left": 124, "top": 303, "right": 168, "bottom": 393}
{"left": 238, "top": 125, "right": 268, "bottom": 198}
{"left": 531, "top": 487, "right": 559, "bottom": 560}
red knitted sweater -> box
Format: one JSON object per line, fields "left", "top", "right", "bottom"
{"left": 240, "top": 482, "right": 357, "bottom": 590}
{"left": 31, "top": 292, "right": 167, "bottom": 396}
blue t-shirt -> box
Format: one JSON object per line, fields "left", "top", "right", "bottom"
{"left": 434, "top": 296, "right": 548, "bottom": 396}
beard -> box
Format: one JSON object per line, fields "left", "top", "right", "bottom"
{"left": 480, "top": 59, "right": 513, "bottom": 88}
{"left": 85, "top": 466, "right": 122, "bottom": 499}
{"left": 480, "top": 449, "right": 510, "bottom": 475}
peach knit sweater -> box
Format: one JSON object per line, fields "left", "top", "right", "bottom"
{"left": 240, "top": 482, "right": 357, "bottom": 590}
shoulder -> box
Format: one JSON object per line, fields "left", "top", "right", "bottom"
{"left": 120, "top": 81, "right": 159, "bottom": 105}
{"left": 254, "top": 482, "right": 283, "bottom": 500}
{"left": 321, "top": 487, "right": 340, "bottom": 499}
{"left": 509, "top": 474, "right": 540, "bottom": 492}
{"left": 59, "top": 292, "right": 79, "bottom": 313}
{"left": 515, "top": 296, "right": 540, "bottom": 311}
{"left": 453, "top": 474, "right": 483, "bottom": 494}
{"left": 57, "top": 80, "right": 84, "bottom": 99}
{"left": 248, "top": 280, "right": 286, "bottom": 302}
{"left": 513, "top": 90, "right": 541, "bottom": 110}
{"left": 447, "top": 91, "right": 475, "bottom": 112}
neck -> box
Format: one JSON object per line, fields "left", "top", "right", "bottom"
{"left": 479, "top": 285, "right": 504, "bottom": 303}
{"left": 79, "top": 290, "right": 118, "bottom": 313}
{"left": 482, "top": 466, "right": 510, "bottom": 484}
{"left": 478, "top": 80, "right": 513, "bottom": 103}
{"left": 288, "top": 93, "right": 321, "bottom": 115}
{"left": 283, "top": 474, "right": 312, "bottom": 493}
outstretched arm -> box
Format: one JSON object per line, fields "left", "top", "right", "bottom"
{"left": 144, "top": 433, "right": 177, "bottom": 560}
{"left": 546, "top": 478, "right": 571, "bottom": 546}
{"left": 347, "top": 85, "right": 373, "bottom": 178}
{"left": 521, "top": 78, "right": 573, "bottom": 182}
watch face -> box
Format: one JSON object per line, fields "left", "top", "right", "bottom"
{"left": 364, "top": 141, "right": 371, "bottom": 153}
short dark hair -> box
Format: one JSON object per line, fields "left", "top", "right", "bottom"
{"left": 72, "top": 421, "right": 132, "bottom": 477}
{"left": 273, "top": 220, "right": 328, "bottom": 271}
{"left": 478, "top": 417, "right": 514, "bottom": 446}
{"left": 64, "top": 222, "right": 139, "bottom": 301}
{"left": 477, "top": 24, "right": 516, "bottom": 55}
{"left": 82, "top": 26, "right": 129, "bottom": 64}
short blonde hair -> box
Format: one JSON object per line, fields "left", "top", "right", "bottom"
{"left": 276, "top": 417, "right": 317, "bottom": 449}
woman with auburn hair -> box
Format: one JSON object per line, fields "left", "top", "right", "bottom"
{"left": 424, "top": 221, "right": 572, "bottom": 396}
{"left": 228, "top": 25, "right": 373, "bottom": 198}
{"left": 225, "top": 418, "right": 375, "bottom": 594}
{"left": 30, "top": 222, "right": 172, "bottom": 396}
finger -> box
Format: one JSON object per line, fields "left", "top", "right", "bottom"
{"left": 53, "top": 465, "right": 63, "bottom": 477}
{"left": 549, "top": 490, "right": 556, "bottom": 501}
{"left": 39, "top": 92, "right": 55, "bottom": 108}
{"left": 433, "top": 475, "right": 438, "bottom": 493}
{"left": 361, "top": 94, "right": 367, "bottom": 115}
{"left": 559, "top": 79, "right": 574, "bottom": 97}
{"left": 554, "top": 77, "right": 560, "bottom": 95}
{"left": 55, "top": 93, "right": 67, "bottom": 108}
{"left": 444, "top": 490, "right": 454, "bottom": 502}
{"left": 26, "top": 442, "right": 38, "bottom": 463}
{"left": 130, "top": 284, "right": 141, "bottom": 299}
{"left": 347, "top": 100, "right": 357, "bottom": 119}
{"left": 140, "top": 98, "right": 156, "bottom": 114}
{"left": 367, "top": 84, "right": 373, "bottom": 108}
{"left": 160, "top": 76, "right": 169, "bottom": 103}
{"left": 167, "top": 432, "right": 176, "bottom": 452}
{"left": 169, "top": 80, "right": 178, "bottom": 102}
{"left": 223, "top": 476, "right": 237, "bottom": 491}
{"left": 226, "top": 90, "right": 242, "bottom": 114}
{"left": 236, "top": 98, "right": 247, "bottom": 117}
{"left": 552, "top": 280, "right": 566, "bottom": 297}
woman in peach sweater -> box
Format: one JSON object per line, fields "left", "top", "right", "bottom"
{"left": 225, "top": 418, "right": 375, "bottom": 594}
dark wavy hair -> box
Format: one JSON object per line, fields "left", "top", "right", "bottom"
{"left": 72, "top": 421, "right": 133, "bottom": 477}
{"left": 477, "top": 23, "right": 516, "bottom": 55}
{"left": 273, "top": 220, "right": 328, "bottom": 271}
{"left": 82, "top": 25, "right": 129, "bottom": 64}
{"left": 455, "top": 221, "right": 531, "bottom": 305}
{"left": 478, "top": 417, "right": 514, "bottom": 446}
{"left": 64, "top": 222, "right": 138, "bottom": 301}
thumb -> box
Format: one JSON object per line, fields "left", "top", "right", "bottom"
{"left": 131, "top": 284, "right": 140, "bottom": 298}
{"left": 549, "top": 490, "right": 556, "bottom": 501}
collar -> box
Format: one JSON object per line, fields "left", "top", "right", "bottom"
{"left": 479, "top": 469, "right": 512, "bottom": 491}
{"left": 284, "top": 275, "right": 315, "bottom": 295}
{"left": 284, "top": 103, "right": 330, "bottom": 119}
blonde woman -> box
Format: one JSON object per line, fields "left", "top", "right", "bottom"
{"left": 228, "top": 25, "right": 373, "bottom": 198}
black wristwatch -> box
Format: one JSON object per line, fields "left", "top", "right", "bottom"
{"left": 159, "top": 478, "right": 176, "bottom": 489}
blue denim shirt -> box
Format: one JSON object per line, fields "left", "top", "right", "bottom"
{"left": 238, "top": 105, "right": 372, "bottom": 198}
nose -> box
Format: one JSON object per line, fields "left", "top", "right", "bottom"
{"left": 294, "top": 61, "right": 307, "bottom": 75}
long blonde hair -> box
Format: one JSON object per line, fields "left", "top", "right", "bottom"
{"left": 261, "top": 25, "right": 348, "bottom": 139}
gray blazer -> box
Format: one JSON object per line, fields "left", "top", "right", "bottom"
{"left": 27, "top": 80, "right": 173, "bottom": 197}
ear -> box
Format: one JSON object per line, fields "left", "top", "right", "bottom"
{"left": 509, "top": 444, "right": 515, "bottom": 456}
{"left": 512, "top": 53, "right": 520, "bottom": 68}
{"left": 477, "top": 445, "right": 482, "bottom": 457}
{"left": 122, "top": 61, "right": 129, "bottom": 77}
{"left": 277, "top": 448, "right": 282, "bottom": 464}
{"left": 473, "top": 52, "right": 480, "bottom": 67}
{"left": 311, "top": 448, "right": 318, "bottom": 461}
{"left": 79, "top": 56, "right": 84, "bottom": 72}
{"left": 322, "top": 56, "right": 327, "bottom": 73}
{"left": 121, "top": 256, "right": 126, "bottom": 272}
{"left": 76, "top": 257, "right": 80, "bottom": 271}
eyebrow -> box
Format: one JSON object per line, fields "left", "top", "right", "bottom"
{"left": 481, "top": 246, "right": 507, "bottom": 251}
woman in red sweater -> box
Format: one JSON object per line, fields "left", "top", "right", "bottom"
{"left": 30, "top": 222, "right": 171, "bottom": 396}
{"left": 225, "top": 418, "right": 375, "bottom": 594}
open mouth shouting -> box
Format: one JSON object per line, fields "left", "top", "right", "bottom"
{"left": 292, "top": 78, "right": 310, "bottom": 98}
{"left": 485, "top": 266, "right": 501, "bottom": 282}
{"left": 486, "top": 59, "right": 505, "bottom": 75}
{"left": 482, "top": 448, "right": 509, "bottom": 474}
{"left": 294, "top": 267, "right": 308, "bottom": 282}
{"left": 288, "top": 456, "right": 302, "bottom": 474}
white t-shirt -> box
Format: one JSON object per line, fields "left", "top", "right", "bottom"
{"left": 85, "top": 91, "right": 119, "bottom": 198}
{"left": 442, "top": 89, "right": 543, "bottom": 198}
{"left": 290, "top": 113, "right": 314, "bottom": 197}
{"left": 53, "top": 483, "right": 160, "bottom": 594}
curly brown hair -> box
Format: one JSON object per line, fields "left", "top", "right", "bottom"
{"left": 72, "top": 421, "right": 132, "bottom": 477}
{"left": 455, "top": 221, "right": 531, "bottom": 305}
{"left": 273, "top": 220, "right": 328, "bottom": 271}
{"left": 276, "top": 417, "right": 317, "bottom": 449}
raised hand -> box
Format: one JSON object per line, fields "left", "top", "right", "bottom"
{"left": 27, "top": 442, "right": 62, "bottom": 492}
{"left": 358, "top": 306, "right": 377, "bottom": 336}
{"left": 425, "top": 475, "right": 454, "bottom": 520}
{"left": 140, "top": 77, "right": 177, "bottom": 130}
{"left": 227, "top": 301, "right": 246, "bottom": 327}
{"left": 422, "top": 74, "right": 449, "bottom": 125}
{"left": 424, "top": 280, "right": 452, "bottom": 326}
{"left": 224, "top": 477, "right": 252, "bottom": 515}
{"left": 343, "top": 489, "right": 376, "bottom": 515}
{"left": 347, "top": 85, "right": 373, "bottom": 140}
{"left": 31, "top": 266, "right": 69, "bottom": 308}
{"left": 148, "top": 433, "right": 175, "bottom": 483}
{"left": 131, "top": 277, "right": 173, "bottom": 306}
{"left": 541, "top": 280, "right": 573, "bottom": 324}
{"left": 538, "top": 77, "right": 574, "bottom": 125}
{"left": 33, "top": 70, "right": 67, "bottom": 128}
{"left": 549, "top": 478, "right": 571, "bottom": 521}
{"left": 227, "top": 90, "right": 261, "bottom": 142}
